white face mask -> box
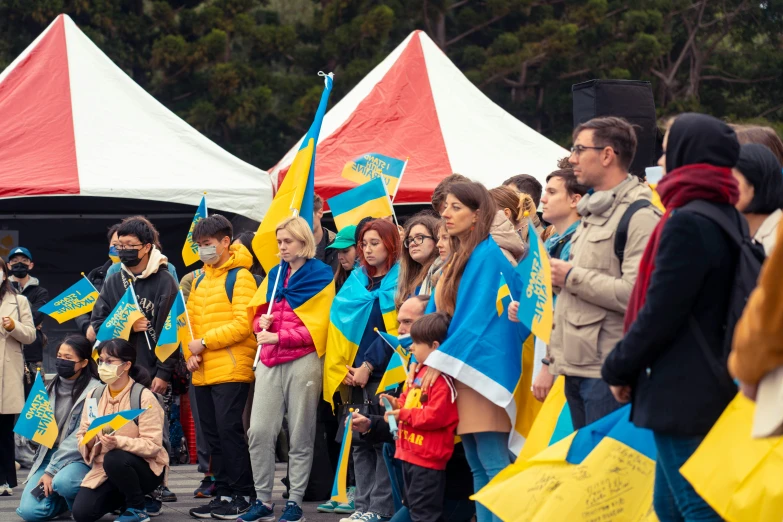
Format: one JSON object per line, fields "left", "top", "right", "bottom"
{"left": 98, "top": 362, "right": 126, "bottom": 385}
{"left": 198, "top": 245, "right": 222, "bottom": 265}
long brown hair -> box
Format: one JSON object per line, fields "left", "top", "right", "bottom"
{"left": 490, "top": 185, "right": 524, "bottom": 226}
{"left": 0, "top": 257, "right": 15, "bottom": 302}
{"left": 396, "top": 212, "right": 440, "bottom": 308}
{"left": 357, "top": 219, "right": 401, "bottom": 279}
{"left": 440, "top": 182, "right": 495, "bottom": 315}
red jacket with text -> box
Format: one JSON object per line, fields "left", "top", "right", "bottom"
{"left": 395, "top": 366, "right": 459, "bottom": 470}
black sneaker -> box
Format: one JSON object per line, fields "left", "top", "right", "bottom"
{"left": 189, "top": 497, "right": 225, "bottom": 519}
{"left": 155, "top": 485, "right": 177, "bottom": 503}
{"left": 210, "top": 495, "right": 251, "bottom": 520}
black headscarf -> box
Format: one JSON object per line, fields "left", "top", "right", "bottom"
{"left": 735, "top": 143, "right": 783, "bottom": 214}
{"left": 666, "top": 113, "right": 740, "bottom": 173}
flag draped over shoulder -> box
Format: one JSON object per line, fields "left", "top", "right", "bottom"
{"left": 341, "top": 153, "right": 406, "bottom": 196}
{"left": 95, "top": 286, "right": 145, "bottom": 345}
{"left": 515, "top": 217, "right": 554, "bottom": 343}
{"left": 247, "top": 259, "right": 335, "bottom": 358}
{"left": 376, "top": 331, "right": 412, "bottom": 393}
{"left": 473, "top": 405, "right": 658, "bottom": 522}
{"left": 326, "top": 177, "right": 394, "bottom": 231}
{"left": 155, "top": 291, "right": 191, "bottom": 363}
{"left": 253, "top": 73, "right": 334, "bottom": 273}
{"left": 39, "top": 276, "right": 98, "bottom": 324}
{"left": 182, "top": 196, "right": 207, "bottom": 267}
{"left": 81, "top": 408, "right": 147, "bottom": 446}
{"left": 323, "top": 264, "right": 399, "bottom": 408}
{"left": 14, "top": 372, "right": 58, "bottom": 448}
{"left": 425, "top": 237, "right": 530, "bottom": 448}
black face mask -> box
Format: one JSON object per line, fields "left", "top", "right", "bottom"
{"left": 119, "top": 249, "right": 144, "bottom": 267}
{"left": 10, "top": 263, "right": 29, "bottom": 278}
{"left": 55, "top": 358, "right": 79, "bottom": 379}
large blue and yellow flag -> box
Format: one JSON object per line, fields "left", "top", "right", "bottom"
{"left": 14, "top": 372, "right": 58, "bottom": 448}
{"left": 474, "top": 405, "right": 658, "bottom": 522}
{"left": 341, "top": 153, "right": 407, "bottom": 196}
{"left": 515, "top": 216, "right": 554, "bottom": 344}
{"left": 182, "top": 195, "right": 208, "bottom": 267}
{"left": 81, "top": 408, "right": 147, "bottom": 446}
{"left": 155, "top": 290, "right": 191, "bottom": 363}
{"left": 376, "top": 330, "right": 411, "bottom": 393}
{"left": 247, "top": 258, "right": 335, "bottom": 358}
{"left": 39, "top": 275, "right": 99, "bottom": 324}
{"left": 331, "top": 411, "right": 355, "bottom": 503}
{"left": 326, "top": 177, "right": 394, "bottom": 231}
{"left": 253, "top": 73, "right": 334, "bottom": 273}
{"left": 324, "top": 264, "right": 399, "bottom": 408}
{"left": 95, "top": 285, "right": 146, "bottom": 345}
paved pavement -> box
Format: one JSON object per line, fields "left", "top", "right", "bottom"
{"left": 0, "top": 463, "right": 345, "bottom": 521}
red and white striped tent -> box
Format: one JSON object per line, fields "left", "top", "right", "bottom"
{"left": 270, "top": 30, "right": 569, "bottom": 205}
{"left": 0, "top": 15, "right": 272, "bottom": 221}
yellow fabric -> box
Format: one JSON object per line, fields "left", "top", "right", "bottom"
{"left": 510, "top": 335, "right": 543, "bottom": 451}
{"left": 323, "top": 326, "right": 358, "bottom": 409}
{"left": 109, "top": 388, "right": 121, "bottom": 398}
{"left": 680, "top": 394, "right": 783, "bottom": 522}
{"left": 517, "top": 376, "right": 567, "bottom": 462}
{"left": 184, "top": 244, "right": 257, "bottom": 385}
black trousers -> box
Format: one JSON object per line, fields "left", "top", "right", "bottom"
{"left": 72, "top": 450, "right": 163, "bottom": 522}
{"left": 194, "top": 382, "right": 254, "bottom": 497}
{"left": 402, "top": 461, "right": 446, "bottom": 522}
{"left": 0, "top": 414, "right": 17, "bottom": 487}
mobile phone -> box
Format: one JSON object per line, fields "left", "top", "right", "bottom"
{"left": 30, "top": 483, "right": 46, "bottom": 501}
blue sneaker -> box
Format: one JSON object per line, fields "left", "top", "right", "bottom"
{"left": 237, "top": 499, "right": 275, "bottom": 522}
{"left": 144, "top": 496, "right": 162, "bottom": 517}
{"left": 279, "top": 501, "right": 305, "bottom": 522}
{"left": 113, "top": 507, "right": 150, "bottom": 522}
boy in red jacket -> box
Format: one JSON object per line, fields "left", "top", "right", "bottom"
{"left": 382, "top": 312, "right": 458, "bottom": 522}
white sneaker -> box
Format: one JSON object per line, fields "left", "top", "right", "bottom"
{"left": 0, "top": 483, "right": 12, "bottom": 496}
{"left": 339, "top": 512, "right": 364, "bottom": 522}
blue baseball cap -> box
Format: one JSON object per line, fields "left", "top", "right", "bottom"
{"left": 8, "top": 247, "right": 32, "bottom": 262}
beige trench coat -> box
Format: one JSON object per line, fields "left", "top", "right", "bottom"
{"left": 0, "top": 292, "right": 37, "bottom": 414}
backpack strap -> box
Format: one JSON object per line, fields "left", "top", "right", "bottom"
{"left": 548, "top": 230, "right": 576, "bottom": 260}
{"left": 614, "top": 199, "right": 653, "bottom": 268}
{"left": 679, "top": 200, "right": 748, "bottom": 247}
{"left": 92, "top": 383, "right": 107, "bottom": 401}
{"left": 224, "top": 267, "right": 242, "bottom": 303}
{"left": 130, "top": 382, "right": 145, "bottom": 425}
{"left": 193, "top": 272, "right": 206, "bottom": 292}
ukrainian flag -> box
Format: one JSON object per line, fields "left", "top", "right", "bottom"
{"left": 80, "top": 408, "right": 147, "bottom": 446}
{"left": 496, "top": 272, "right": 512, "bottom": 317}
{"left": 323, "top": 264, "right": 399, "bottom": 408}
{"left": 14, "top": 372, "right": 58, "bottom": 448}
{"left": 247, "top": 259, "right": 335, "bottom": 358}
{"left": 326, "top": 177, "right": 394, "bottom": 231}
{"left": 39, "top": 276, "right": 99, "bottom": 324}
{"left": 95, "top": 285, "right": 146, "bottom": 345}
{"left": 473, "top": 405, "right": 657, "bottom": 522}
{"left": 341, "top": 153, "right": 407, "bottom": 196}
{"left": 253, "top": 73, "right": 334, "bottom": 273}
{"left": 515, "top": 217, "right": 554, "bottom": 344}
{"left": 182, "top": 196, "right": 208, "bottom": 266}
{"left": 330, "top": 411, "right": 354, "bottom": 503}
{"left": 376, "top": 330, "right": 411, "bottom": 393}
{"left": 155, "top": 291, "right": 190, "bottom": 363}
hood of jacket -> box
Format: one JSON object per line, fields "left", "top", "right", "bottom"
{"left": 491, "top": 210, "right": 527, "bottom": 261}
{"left": 204, "top": 244, "right": 253, "bottom": 277}
{"left": 10, "top": 276, "right": 40, "bottom": 291}
{"left": 122, "top": 246, "right": 168, "bottom": 280}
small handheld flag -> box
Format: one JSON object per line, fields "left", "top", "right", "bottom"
{"left": 156, "top": 291, "right": 191, "bottom": 362}
{"left": 95, "top": 286, "right": 146, "bottom": 345}
{"left": 182, "top": 195, "right": 208, "bottom": 267}
{"left": 331, "top": 410, "right": 354, "bottom": 503}
{"left": 514, "top": 216, "right": 554, "bottom": 343}
{"left": 496, "top": 272, "right": 513, "bottom": 317}
{"left": 39, "top": 275, "right": 99, "bottom": 324}
{"left": 14, "top": 371, "right": 58, "bottom": 448}
{"left": 375, "top": 329, "right": 411, "bottom": 393}
{"left": 327, "top": 177, "right": 395, "bottom": 231}
{"left": 341, "top": 153, "right": 407, "bottom": 196}
{"left": 381, "top": 396, "right": 399, "bottom": 439}
{"left": 81, "top": 407, "right": 147, "bottom": 446}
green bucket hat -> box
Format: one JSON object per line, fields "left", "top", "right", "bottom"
{"left": 327, "top": 225, "right": 357, "bottom": 250}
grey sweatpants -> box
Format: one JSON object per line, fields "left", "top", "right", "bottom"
{"left": 247, "top": 351, "right": 322, "bottom": 505}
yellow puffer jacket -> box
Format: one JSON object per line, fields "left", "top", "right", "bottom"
{"left": 184, "top": 245, "right": 257, "bottom": 385}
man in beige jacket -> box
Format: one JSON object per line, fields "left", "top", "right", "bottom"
{"left": 547, "top": 117, "right": 660, "bottom": 429}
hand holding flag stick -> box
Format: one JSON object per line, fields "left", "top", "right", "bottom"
{"left": 252, "top": 262, "right": 284, "bottom": 371}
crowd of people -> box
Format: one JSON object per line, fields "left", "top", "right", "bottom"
{"left": 0, "top": 113, "right": 782, "bottom": 522}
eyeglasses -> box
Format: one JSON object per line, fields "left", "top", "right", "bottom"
{"left": 403, "top": 235, "right": 434, "bottom": 248}
{"left": 570, "top": 145, "right": 616, "bottom": 156}
{"left": 115, "top": 244, "right": 144, "bottom": 251}
{"left": 97, "top": 359, "right": 123, "bottom": 366}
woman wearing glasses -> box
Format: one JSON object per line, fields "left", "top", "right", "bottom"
{"left": 396, "top": 213, "right": 441, "bottom": 306}
{"left": 72, "top": 339, "right": 168, "bottom": 522}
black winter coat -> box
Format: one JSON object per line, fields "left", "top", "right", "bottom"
{"left": 11, "top": 278, "right": 49, "bottom": 362}
{"left": 602, "top": 204, "right": 740, "bottom": 436}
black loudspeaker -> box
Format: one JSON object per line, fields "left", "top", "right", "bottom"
{"left": 572, "top": 80, "right": 659, "bottom": 179}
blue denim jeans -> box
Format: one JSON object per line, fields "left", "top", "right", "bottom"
{"left": 653, "top": 432, "right": 723, "bottom": 522}
{"left": 460, "top": 432, "right": 511, "bottom": 522}
{"left": 564, "top": 376, "right": 623, "bottom": 429}
{"left": 16, "top": 453, "right": 90, "bottom": 522}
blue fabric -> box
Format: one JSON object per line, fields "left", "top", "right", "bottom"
{"left": 267, "top": 258, "right": 334, "bottom": 306}
{"left": 17, "top": 453, "right": 90, "bottom": 521}
{"left": 544, "top": 220, "right": 580, "bottom": 261}
{"left": 354, "top": 297, "right": 385, "bottom": 367}
{"left": 460, "top": 432, "right": 511, "bottom": 522}
{"left": 653, "top": 432, "right": 722, "bottom": 522}
{"left": 563, "top": 376, "right": 625, "bottom": 432}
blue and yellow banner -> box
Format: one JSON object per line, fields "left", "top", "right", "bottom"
{"left": 331, "top": 411, "right": 354, "bottom": 503}
{"left": 95, "top": 285, "right": 145, "bottom": 345}
{"left": 515, "top": 217, "right": 554, "bottom": 344}
{"left": 376, "top": 330, "right": 411, "bottom": 393}
{"left": 14, "top": 372, "right": 58, "bottom": 448}
{"left": 39, "top": 276, "right": 99, "bottom": 324}
{"left": 341, "top": 153, "right": 407, "bottom": 196}
{"left": 156, "top": 290, "right": 191, "bottom": 363}
{"left": 253, "top": 73, "right": 334, "bottom": 273}
{"left": 80, "top": 408, "right": 147, "bottom": 446}
{"left": 324, "top": 264, "right": 399, "bottom": 408}
{"left": 326, "top": 177, "right": 394, "bottom": 231}
{"left": 496, "top": 272, "right": 512, "bottom": 317}
{"left": 182, "top": 195, "right": 208, "bottom": 267}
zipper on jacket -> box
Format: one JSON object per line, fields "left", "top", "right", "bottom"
{"left": 227, "top": 348, "right": 237, "bottom": 368}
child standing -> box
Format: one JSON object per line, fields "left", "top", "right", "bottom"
{"left": 382, "top": 312, "right": 458, "bottom": 522}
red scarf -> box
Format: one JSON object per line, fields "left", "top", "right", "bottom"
{"left": 623, "top": 164, "right": 739, "bottom": 332}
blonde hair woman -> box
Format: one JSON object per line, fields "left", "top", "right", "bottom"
{"left": 245, "top": 217, "right": 335, "bottom": 522}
